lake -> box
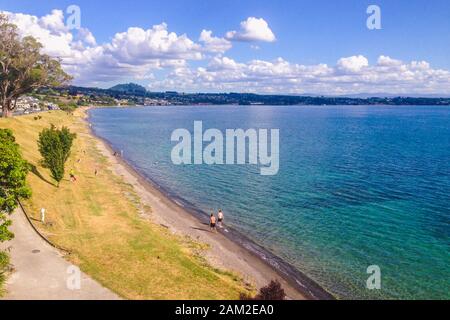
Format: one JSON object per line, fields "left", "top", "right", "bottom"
{"left": 89, "top": 105, "right": 450, "bottom": 299}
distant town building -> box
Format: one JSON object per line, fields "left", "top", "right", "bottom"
{"left": 11, "top": 96, "right": 59, "bottom": 114}
{"left": 15, "top": 96, "right": 40, "bottom": 113}
{"left": 47, "top": 103, "right": 60, "bottom": 110}
{"left": 114, "top": 99, "right": 127, "bottom": 106}
{"left": 144, "top": 98, "right": 170, "bottom": 106}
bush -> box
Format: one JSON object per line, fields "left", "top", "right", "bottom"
{"left": 0, "top": 251, "right": 9, "bottom": 269}
{"left": 37, "top": 125, "right": 76, "bottom": 186}
{"left": 0, "top": 250, "right": 10, "bottom": 296}
{"left": 0, "top": 251, "right": 10, "bottom": 274}
{"left": 0, "top": 129, "right": 31, "bottom": 242}
{"left": 240, "top": 280, "right": 286, "bottom": 300}
{"left": 58, "top": 102, "right": 77, "bottom": 113}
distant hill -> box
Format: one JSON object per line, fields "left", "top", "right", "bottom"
{"left": 109, "top": 83, "right": 147, "bottom": 95}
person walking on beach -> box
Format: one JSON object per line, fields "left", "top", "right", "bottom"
{"left": 217, "top": 209, "right": 224, "bottom": 228}
{"left": 209, "top": 213, "right": 217, "bottom": 232}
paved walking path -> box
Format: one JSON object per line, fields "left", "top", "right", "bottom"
{"left": 1, "top": 208, "right": 120, "bottom": 300}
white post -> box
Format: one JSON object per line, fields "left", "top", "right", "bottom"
{"left": 40, "top": 208, "right": 46, "bottom": 224}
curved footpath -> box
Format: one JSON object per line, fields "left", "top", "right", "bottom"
{"left": 0, "top": 208, "right": 120, "bottom": 300}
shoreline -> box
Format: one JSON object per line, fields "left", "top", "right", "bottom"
{"left": 83, "top": 107, "right": 335, "bottom": 300}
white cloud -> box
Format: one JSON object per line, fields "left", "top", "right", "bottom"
{"left": 150, "top": 55, "right": 450, "bottom": 95}
{"left": 77, "top": 28, "right": 97, "bottom": 46}
{"left": 2, "top": 10, "right": 207, "bottom": 86}
{"left": 3, "top": 9, "right": 450, "bottom": 95}
{"left": 377, "top": 55, "right": 402, "bottom": 67}
{"left": 5, "top": 10, "right": 74, "bottom": 57}
{"left": 199, "top": 30, "right": 232, "bottom": 53}
{"left": 105, "top": 24, "right": 203, "bottom": 64}
{"left": 337, "top": 55, "right": 369, "bottom": 73}
{"left": 208, "top": 56, "right": 245, "bottom": 70}
{"left": 226, "top": 17, "right": 276, "bottom": 42}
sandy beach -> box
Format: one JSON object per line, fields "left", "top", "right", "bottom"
{"left": 83, "top": 107, "right": 334, "bottom": 300}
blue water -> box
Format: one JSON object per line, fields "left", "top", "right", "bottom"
{"left": 89, "top": 105, "right": 450, "bottom": 300}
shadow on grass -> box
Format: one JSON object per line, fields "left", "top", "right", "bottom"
{"left": 29, "top": 164, "right": 56, "bottom": 187}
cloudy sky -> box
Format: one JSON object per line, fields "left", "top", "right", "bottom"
{"left": 1, "top": 0, "right": 450, "bottom": 95}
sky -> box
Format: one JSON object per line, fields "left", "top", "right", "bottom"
{"left": 1, "top": 0, "right": 450, "bottom": 95}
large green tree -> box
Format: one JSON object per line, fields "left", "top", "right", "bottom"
{"left": 37, "top": 125, "right": 76, "bottom": 186}
{"left": 0, "top": 129, "right": 31, "bottom": 242}
{"left": 0, "top": 14, "right": 72, "bottom": 118}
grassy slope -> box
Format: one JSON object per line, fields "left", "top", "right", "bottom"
{"left": 0, "top": 110, "right": 251, "bottom": 299}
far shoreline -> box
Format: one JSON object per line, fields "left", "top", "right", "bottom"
{"left": 83, "top": 106, "right": 335, "bottom": 300}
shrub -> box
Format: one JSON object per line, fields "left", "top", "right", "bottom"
{"left": 58, "top": 102, "right": 77, "bottom": 113}
{"left": 0, "top": 250, "right": 10, "bottom": 295}
{"left": 240, "top": 280, "right": 286, "bottom": 300}
{"left": 0, "top": 129, "right": 31, "bottom": 242}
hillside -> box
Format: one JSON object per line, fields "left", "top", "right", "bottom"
{"left": 46, "top": 85, "right": 450, "bottom": 106}
{"left": 109, "top": 83, "right": 147, "bottom": 95}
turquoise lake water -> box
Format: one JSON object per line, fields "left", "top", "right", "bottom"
{"left": 89, "top": 105, "right": 450, "bottom": 299}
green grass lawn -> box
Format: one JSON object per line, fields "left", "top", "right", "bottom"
{"left": 0, "top": 110, "right": 252, "bottom": 299}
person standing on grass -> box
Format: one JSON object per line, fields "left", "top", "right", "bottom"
{"left": 210, "top": 213, "right": 217, "bottom": 232}
{"left": 217, "top": 209, "right": 224, "bottom": 228}
{"left": 70, "top": 168, "right": 77, "bottom": 182}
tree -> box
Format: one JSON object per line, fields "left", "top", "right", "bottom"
{"left": 0, "top": 129, "right": 31, "bottom": 242}
{"left": 240, "top": 280, "right": 286, "bottom": 300}
{"left": 37, "top": 125, "right": 76, "bottom": 186}
{"left": 0, "top": 14, "right": 72, "bottom": 118}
